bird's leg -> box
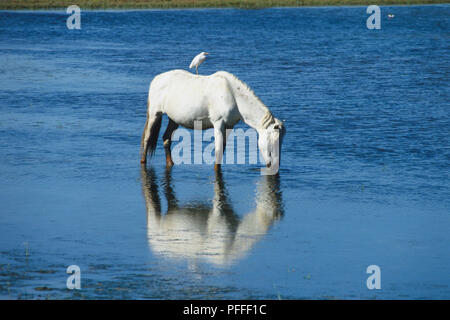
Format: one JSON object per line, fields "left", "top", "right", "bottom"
{"left": 196, "top": 66, "right": 198, "bottom": 75}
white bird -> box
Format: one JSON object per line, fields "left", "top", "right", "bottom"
{"left": 388, "top": 14, "right": 395, "bottom": 19}
{"left": 189, "top": 52, "right": 209, "bottom": 75}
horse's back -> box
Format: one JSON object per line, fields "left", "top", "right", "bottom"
{"left": 149, "top": 69, "right": 190, "bottom": 93}
{"left": 150, "top": 69, "right": 231, "bottom": 103}
{"left": 150, "top": 69, "right": 233, "bottom": 89}
{"left": 147, "top": 70, "right": 240, "bottom": 129}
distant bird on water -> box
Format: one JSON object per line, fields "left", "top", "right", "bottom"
{"left": 388, "top": 14, "right": 395, "bottom": 19}
{"left": 189, "top": 52, "right": 209, "bottom": 75}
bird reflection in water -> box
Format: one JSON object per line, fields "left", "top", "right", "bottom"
{"left": 141, "top": 166, "right": 284, "bottom": 267}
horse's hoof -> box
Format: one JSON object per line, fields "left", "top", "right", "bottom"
{"left": 166, "top": 161, "right": 174, "bottom": 168}
{"left": 166, "top": 156, "right": 174, "bottom": 167}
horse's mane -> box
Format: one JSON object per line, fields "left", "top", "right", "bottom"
{"left": 214, "top": 71, "right": 275, "bottom": 128}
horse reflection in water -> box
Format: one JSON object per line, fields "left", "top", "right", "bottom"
{"left": 141, "top": 167, "right": 284, "bottom": 267}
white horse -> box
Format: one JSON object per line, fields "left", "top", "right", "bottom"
{"left": 140, "top": 70, "right": 285, "bottom": 171}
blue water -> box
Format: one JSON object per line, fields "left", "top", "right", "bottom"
{"left": 0, "top": 5, "right": 449, "bottom": 299}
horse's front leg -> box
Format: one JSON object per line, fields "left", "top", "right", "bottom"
{"left": 213, "top": 121, "right": 226, "bottom": 171}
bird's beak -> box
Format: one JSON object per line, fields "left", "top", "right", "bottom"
{"left": 204, "top": 52, "right": 209, "bottom": 55}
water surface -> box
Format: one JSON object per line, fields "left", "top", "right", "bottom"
{"left": 0, "top": 6, "right": 449, "bottom": 299}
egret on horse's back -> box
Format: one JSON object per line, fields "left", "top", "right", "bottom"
{"left": 140, "top": 69, "right": 285, "bottom": 173}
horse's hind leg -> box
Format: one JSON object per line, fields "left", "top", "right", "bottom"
{"left": 162, "top": 118, "right": 179, "bottom": 167}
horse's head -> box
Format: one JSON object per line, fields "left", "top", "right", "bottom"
{"left": 258, "top": 118, "right": 285, "bottom": 174}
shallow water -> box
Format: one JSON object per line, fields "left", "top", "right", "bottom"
{"left": 0, "top": 6, "right": 449, "bottom": 299}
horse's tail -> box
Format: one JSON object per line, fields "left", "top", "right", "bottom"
{"left": 140, "top": 98, "right": 162, "bottom": 162}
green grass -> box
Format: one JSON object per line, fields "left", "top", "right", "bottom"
{"left": 0, "top": 0, "right": 447, "bottom": 10}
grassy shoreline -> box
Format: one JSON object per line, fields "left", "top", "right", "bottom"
{"left": 0, "top": 0, "right": 448, "bottom": 10}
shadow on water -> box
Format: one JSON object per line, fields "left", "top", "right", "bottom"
{"left": 141, "top": 166, "right": 284, "bottom": 267}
